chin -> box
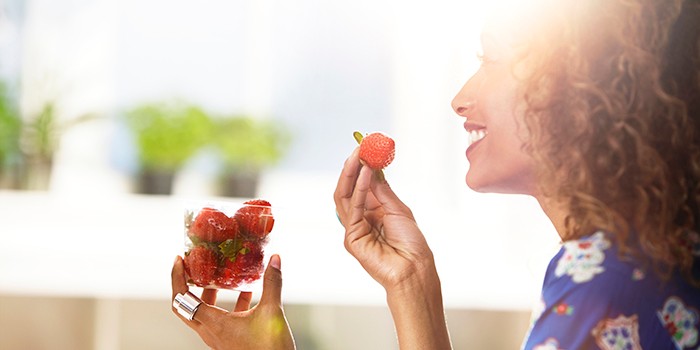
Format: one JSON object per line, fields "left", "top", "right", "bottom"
{"left": 465, "top": 174, "right": 492, "bottom": 193}
{"left": 465, "top": 173, "right": 535, "bottom": 195}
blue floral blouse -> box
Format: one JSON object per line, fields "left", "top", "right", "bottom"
{"left": 522, "top": 231, "right": 700, "bottom": 350}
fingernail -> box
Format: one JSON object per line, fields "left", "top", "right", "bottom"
{"left": 174, "top": 255, "right": 180, "bottom": 264}
{"left": 270, "top": 254, "right": 281, "bottom": 270}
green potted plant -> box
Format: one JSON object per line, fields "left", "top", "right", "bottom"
{"left": 0, "top": 81, "right": 22, "bottom": 189}
{"left": 22, "top": 103, "right": 58, "bottom": 190}
{"left": 125, "top": 100, "right": 212, "bottom": 195}
{"left": 212, "top": 116, "right": 291, "bottom": 198}
{"left": 18, "top": 102, "right": 97, "bottom": 190}
{"left": 0, "top": 75, "right": 98, "bottom": 191}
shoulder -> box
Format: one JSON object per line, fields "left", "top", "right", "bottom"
{"left": 544, "top": 231, "right": 639, "bottom": 290}
{"left": 543, "top": 231, "right": 681, "bottom": 307}
{"left": 524, "top": 231, "right": 700, "bottom": 350}
{"left": 541, "top": 231, "right": 651, "bottom": 321}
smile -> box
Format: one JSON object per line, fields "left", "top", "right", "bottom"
{"left": 467, "top": 129, "right": 487, "bottom": 148}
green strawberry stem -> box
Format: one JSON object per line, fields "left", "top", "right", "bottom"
{"left": 374, "top": 169, "right": 386, "bottom": 182}
{"left": 353, "top": 131, "right": 364, "bottom": 144}
{"left": 352, "top": 130, "right": 386, "bottom": 182}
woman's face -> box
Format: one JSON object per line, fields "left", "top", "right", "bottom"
{"left": 451, "top": 22, "right": 537, "bottom": 195}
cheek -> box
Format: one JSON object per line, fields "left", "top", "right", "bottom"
{"left": 482, "top": 75, "right": 529, "bottom": 142}
{"left": 469, "top": 80, "right": 536, "bottom": 194}
{"left": 477, "top": 73, "right": 520, "bottom": 118}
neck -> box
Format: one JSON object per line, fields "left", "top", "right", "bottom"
{"left": 535, "top": 195, "right": 568, "bottom": 240}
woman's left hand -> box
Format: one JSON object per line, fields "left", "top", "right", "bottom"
{"left": 170, "top": 254, "right": 295, "bottom": 350}
{"left": 333, "top": 147, "right": 437, "bottom": 293}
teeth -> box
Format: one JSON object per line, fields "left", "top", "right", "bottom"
{"left": 467, "top": 129, "right": 487, "bottom": 146}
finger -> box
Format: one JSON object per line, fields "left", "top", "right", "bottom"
{"left": 192, "top": 302, "right": 229, "bottom": 326}
{"left": 234, "top": 292, "right": 253, "bottom": 312}
{"left": 171, "top": 256, "right": 189, "bottom": 300}
{"left": 334, "top": 147, "right": 361, "bottom": 210}
{"left": 347, "top": 165, "right": 373, "bottom": 229}
{"left": 333, "top": 148, "right": 362, "bottom": 222}
{"left": 201, "top": 288, "right": 218, "bottom": 305}
{"left": 171, "top": 256, "right": 204, "bottom": 327}
{"left": 341, "top": 166, "right": 375, "bottom": 253}
{"left": 259, "top": 254, "right": 283, "bottom": 306}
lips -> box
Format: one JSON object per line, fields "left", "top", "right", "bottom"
{"left": 464, "top": 121, "right": 488, "bottom": 151}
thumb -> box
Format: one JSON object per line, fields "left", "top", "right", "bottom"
{"left": 259, "top": 254, "right": 283, "bottom": 306}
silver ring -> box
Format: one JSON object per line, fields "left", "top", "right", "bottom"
{"left": 173, "top": 292, "right": 203, "bottom": 321}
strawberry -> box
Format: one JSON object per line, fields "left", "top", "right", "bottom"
{"left": 218, "top": 241, "right": 265, "bottom": 286}
{"left": 356, "top": 131, "right": 395, "bottom": 170}
{"left": 184, "top": 246, "right": 219, "bottom": 287}
{"left": 215, "top": 268, "right": 240, "bottom": 289}
{"left": 233, "top": 199, "right": 275, "bottom": 239}
{"left": 189, "top": 207, "right": 239, "bottom": 243}
{"left": 232, "top": 241, "right": 265, "bottom": 283}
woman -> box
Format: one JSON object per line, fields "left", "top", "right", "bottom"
{"left": 171, "top": 0, "right": 700, "bottom": 348}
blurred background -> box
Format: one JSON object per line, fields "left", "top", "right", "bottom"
{"left": 0, "top": 0, "right": 561, "bottom": 348}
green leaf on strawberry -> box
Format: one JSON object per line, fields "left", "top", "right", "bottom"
{"left": 189, "top": 234, "right": 203, "bottom": 247}
{"left": 187, "top": 235, "right": 217, "bottom": 251}
{"left": 219, "top": 239, "right": 244, "bottom": 261}
{"left": 353, "top": 131, "right": 364, "bottom": 144}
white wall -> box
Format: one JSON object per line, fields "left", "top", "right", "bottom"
{"left": 3, "top": 0, "right": 560, "bottom": 309}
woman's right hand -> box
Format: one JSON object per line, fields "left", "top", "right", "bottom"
{"left": 333, "top": 147, "right": 437, "bottom": 292}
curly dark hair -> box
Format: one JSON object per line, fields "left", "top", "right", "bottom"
{"left": 520, "top": 0, "right": 700, "bottom": 283}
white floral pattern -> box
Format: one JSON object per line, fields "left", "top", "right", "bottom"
{"left": 657, "top": 296, "right": 699, "bottom": 349}
{"left": 533, "top": 338, "right": 562, "bottom": 350}
{"left": 555, "top": 231, "right": 611, "bottom": 283}
{"left": 592, "top": 314, "right": 641, "bottom": 350}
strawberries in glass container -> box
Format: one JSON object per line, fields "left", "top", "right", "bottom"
{"left": 183, "top": 199, "right": 275, "bottom": 290}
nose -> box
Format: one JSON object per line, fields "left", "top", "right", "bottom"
{"left": 451, "top": 74, "right": 478, "bottom": 118}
